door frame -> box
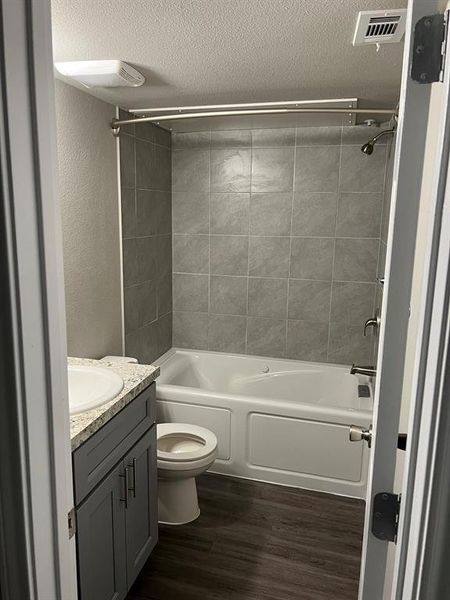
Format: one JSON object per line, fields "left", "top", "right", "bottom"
{"left": 358, "top": 1, "right": 440, "bottom": 597}
{"left": 0, "top": 0, "right": 76, "bottom": 598}
{"left": 392, "top": 10, "right": 450, "bottom": 595}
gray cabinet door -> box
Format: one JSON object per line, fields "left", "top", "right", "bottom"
{"left": 76, "top": 462, "right": 127, "bottom": 600}
{"left": 124, "top": 428, "right": 158, "bottom": 586}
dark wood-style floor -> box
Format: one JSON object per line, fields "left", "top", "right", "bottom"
{"left": 127, "top": 474, "right": 365, "bottom": 600}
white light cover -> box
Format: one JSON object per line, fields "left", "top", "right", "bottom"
{"left": 54, "top": 60, "right": 145, "bottom": 88}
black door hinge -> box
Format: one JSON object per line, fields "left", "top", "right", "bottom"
{"left": 371, "top": 492, "right": 401, "bottom": 543}
{"left": 411, "top": 13, "right": 447, "bottom": 83}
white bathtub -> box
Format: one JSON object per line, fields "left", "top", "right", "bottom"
{"left": 156, "top": 349, "right": 373, "bottom": 498}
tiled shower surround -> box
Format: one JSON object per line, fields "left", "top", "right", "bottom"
{"left": 119, "top": 115, "right": 172, "bottom": 363}
{"left": 171, "top": 126, "right": 390, "bottom": 364}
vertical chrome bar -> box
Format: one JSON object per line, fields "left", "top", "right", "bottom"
{"left": 119, "top": 467, "right": 130, "bottom": 508}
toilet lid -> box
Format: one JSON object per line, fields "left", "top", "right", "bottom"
{"left": 157, "top": 423, "right": 217, "bottom": 462}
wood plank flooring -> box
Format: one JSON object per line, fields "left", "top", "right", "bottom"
{"left": 127, "top": 473, "right": 365, "bottom": 600}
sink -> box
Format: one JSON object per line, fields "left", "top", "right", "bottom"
{"left": 68, "top": 365, "right": 124, "bottom": 415}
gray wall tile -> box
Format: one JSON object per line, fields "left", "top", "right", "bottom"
{"left": 336, "top": 192, "right": 382, "bottom": 238}
{"left": 169, "top": 124, "right": 389, "bottom": 364}
{"left": 173, "top": 234, "right": 209, "bottom": 274}
{"left": 124, "top": 280, "right": 157, "bottom": 333}
{"left": 172, "top": 149, "right": 210, "bottom": 192}
{"left": 210, "top": 235, "right": 249, "bottom": 275}
{"left": 249, "top": 192, "right": 292, "bottom": 236}
{"left": 152, "top": 145, "right": 171, "bottom": 191}
{"left": 208, "top": 315, "right": 246, "bottom": 353}
{"left": 158, "top": 274, "right": 173, "bottom": 317}
{"left": 173, "top": 312, "right": 208, "bottom": 349}
{"left": 290, "top": 237, "right": 334, "bottom": 280}
{"left": 247, "top": 317, "right": 286, "bottom": 357}
{"left": 121, "top": 187, "right": 136, "bottom": 239}
{"left": 211, "top": 148, "right": 251, "bottom": 192}
{"left": 120, "top": 134, "right": 135, "bottom": 188}
{"left": 248, "top": 278, "right": 288, "bottom": 318}
{"left": 328, "top": 321, "right": 374, "bottom": 364}
{"left": 123, "top": 238, "right": 139, "bottom": 287}
{"left": 157, "top": 234, "right": 172, "bottom": 280}
{"left": 157, "top": 312, "right": 173, "bottom": 356}
{"left": 210, "top": 193, "right": 250, "bottom": 235}
{"left": 120, "top": 120, "right": 172, "bottom": 363}
{"left": 294, "top": 146, "right": 340, "bottom": 192}
{"left": 248, "top": 236, "right": 290, "bottom": 277}
{"left": 340, "top": 146, "right": 386, "bottom": 192}
{"left": 286, "top": 320, "right": 329, "bottom": 362}
{"left": 252, "top": 128, "right": 295, "bottom": 147}
{"left": 126, "top": 319, "right": 159, "bottom": 364}
{"left": 156, "top": 191, "right": 172, "bottom": 235}
{"left": 292, "top": 192, "right": 337, "bottom": 237}
{"left": 136, "top": 139, "right": 154, "bottom": 190}
{"left": 330, "top": 282, "right": 376, "bottom": 324}
{"left": 135, "top": 121, "right": 171, "bottom": 147}
{"left": 251, "top": 148, "right": 294, "bottom": 192}
{"left": 341, "top": 125, "right": 387, "bottom": 146}
{"left": 136, "top": 236, "right": 157, "bottom": 282}
{"left": 211, "top": 130, "right": 251, "bottom": 147}
{"left": 136, "top": 189, "right": 158, "bottom": 236}
{"left": 296, "top": 126, "right": 341, "bottom": 146}
{"left": 173, "top": 273, "right": 209, "bottom": 312}
{"left": 288, "top": 280, "right": 331, "bottom": 322}
{"left": 209, "top": 276, "right": 247, "bottom": 315}
{"left": 334, "top": 238, "right": 379, "bottom": 282}
{"left": 172, "top": 192, "right": 209, "bottom": 234}
{"left": 172, "top": 131, "right": 211, "bottom": 149}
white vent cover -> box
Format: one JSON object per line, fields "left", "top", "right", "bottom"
{"left": 54, "top": 60, "right": 145, "bottom": 88}
{"left": 353, "top": 9, "right": 407, "bottom": 46}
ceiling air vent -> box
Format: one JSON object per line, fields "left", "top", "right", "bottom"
{"left": 353, "top": 9, "right": 407, "bottom": 46}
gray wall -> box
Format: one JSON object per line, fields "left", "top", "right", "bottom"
{"left": 119, "top": 113, "right": 172, "bottom": 363}
{"left": 171, "top": 126, "right": 390, "bottom": 364}
{"left": 55, "top": 80, "right": 122, "bottom": 359}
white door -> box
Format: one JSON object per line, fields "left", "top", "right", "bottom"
{"left": 0, "top": 0, "right": 77, "bottom": 598}
{"left": 358, "top": 1, "right": 450, "bottom": 598}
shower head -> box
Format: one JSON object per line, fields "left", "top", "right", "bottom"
{"left": 361, "top": 141, "right": 374, "bottom": 155}
{"left": 361, "top": 127, "right": 395, "bottom": 155}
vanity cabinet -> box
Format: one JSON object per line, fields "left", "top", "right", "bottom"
{"left": 73, "top": 383, "right": 158, "bottom": 600}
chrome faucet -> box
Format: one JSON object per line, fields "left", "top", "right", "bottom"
{"left": 364, "top": 308, "right": 381, "bottom": 336}
{"left": 350, "top": 364, "right": 377, "bottom": 377}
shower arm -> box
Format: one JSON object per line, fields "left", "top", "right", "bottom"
{"left": 369, "top": 128, "right": 396, "bottom": 144}
{"left": 110, "top": 104, "right": 397, "bottom": 136}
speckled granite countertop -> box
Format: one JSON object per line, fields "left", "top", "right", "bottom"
{"left": 69, "top": 357, "right": 159, "bottom": 451}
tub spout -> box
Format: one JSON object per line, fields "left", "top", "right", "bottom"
{"left": 350, "top": 364, "right": 376, "bottom": 377}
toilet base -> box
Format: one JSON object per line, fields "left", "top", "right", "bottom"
{"left": 158, "top": 476, "right": 200, "bottom": 525}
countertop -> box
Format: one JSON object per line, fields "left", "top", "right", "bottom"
{"left": 69, "top": 357, "right": 159, "bottom": 451}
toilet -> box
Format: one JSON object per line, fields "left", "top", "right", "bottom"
{"left": 156, "top": 423, "right": 218, "bottom": 525}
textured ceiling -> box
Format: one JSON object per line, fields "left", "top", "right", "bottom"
{"left": 51, "top": 0, "right": 407, "bottom": 111}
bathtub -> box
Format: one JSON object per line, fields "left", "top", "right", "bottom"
{"left": 156, "top": 349, "right": 373, "bottom": 498}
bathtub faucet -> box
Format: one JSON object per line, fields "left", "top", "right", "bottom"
{"left": 350, "top": 364, "right": 376, "bottom": 377}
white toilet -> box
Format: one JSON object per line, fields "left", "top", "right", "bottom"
{"left": 156, "top": 423, "right": 218, "bottom": 525}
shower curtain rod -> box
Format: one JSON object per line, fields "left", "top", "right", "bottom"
{"left": 111, "top": 105, "right": 397, "bottom": 134}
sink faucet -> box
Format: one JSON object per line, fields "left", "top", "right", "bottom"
{"left": 350, "top": 364, "right": 376, "bottom": 377}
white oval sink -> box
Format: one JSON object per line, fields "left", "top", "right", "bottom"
{"left": 68, "top": 365, "right": 124, "bottom": 415}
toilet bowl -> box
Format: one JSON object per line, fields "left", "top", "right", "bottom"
{"left": 157, "top": 423, "right": 218, "bottom": 525}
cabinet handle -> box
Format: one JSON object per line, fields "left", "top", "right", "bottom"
{"left": 119, "top": 467, "right": 130, "bottom": 508}
{"left": 128, "top": 458, "right": 137, "bottom": 498}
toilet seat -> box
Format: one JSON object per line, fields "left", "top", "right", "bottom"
{"left": 157, "top": 423, "right": 217, "bottom": 463}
